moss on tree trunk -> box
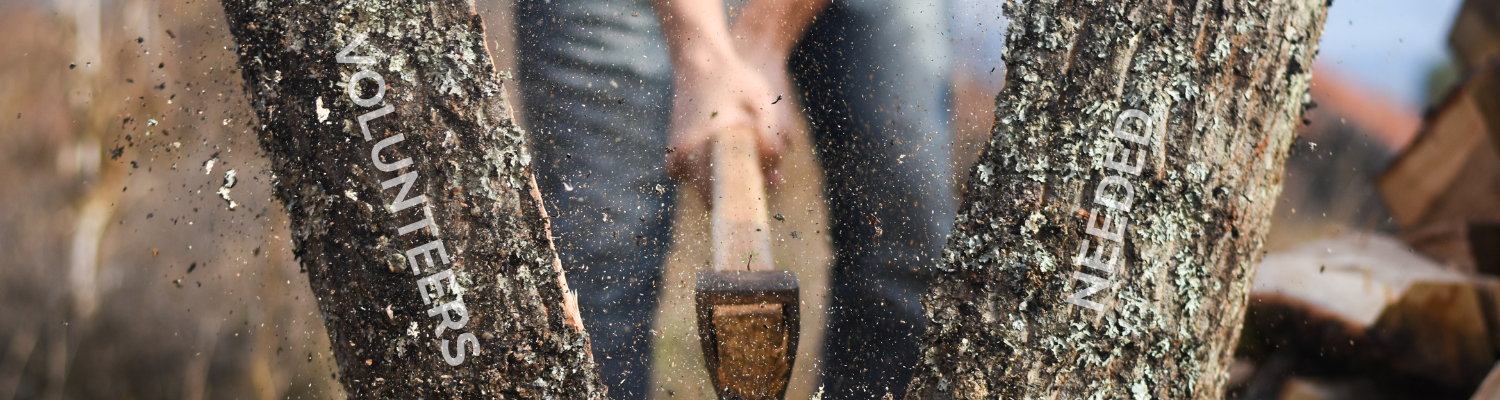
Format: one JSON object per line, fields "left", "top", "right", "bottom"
{"left": 219, "top": 0, "right": 606, "bottom": 397}
{"left": 907, "top": 1, "right": 1329, "bottom": 399}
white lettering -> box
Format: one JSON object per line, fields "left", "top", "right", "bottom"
{"left": 341, "top": 32, "right": 476, "bottom": 365}
{"left": 1065, "top": 271, "right": 1110, "bottom": 311}
{"left": 1084, "top": 208, "right": 1126, "bottom": 242}
{"left": 357, "top": 105, "right": 394, "bottom": 141}
{"left": 1103, "top": 139, "right": 1145, "bottom": 175}
{"left": 398, "top": 205, "right": 439, "bottom": 236}
{"left": 1067, "top": 109, "right": 1155, "bottom": 313}
{"left": 441, "top": 333, "right": 481, "bottom": 366}
{"left": 335, "top": 34, "right": 376, "bottom": 65}
{"left": 428, "top": 298, "right": 469, "bottom": 337}
{"left": 416, "top": 269, "right": 457, "bottom": 304}
{"left": 1112, "top": 109, "right": 1154, "bottom": 145}
{"left": 371, "top": 133, "right": 411, "bottom": 172}
{"left": 1093, "top": 175, "right": 1135, "bottom": 211}
{"left": 1075, "top": 237, "right": 1120, "bottom": 275}
{"left": 381, "top": 171, "right": 427, "bottom": 213}
{"left": 348, "top": 69, "right": 386, "bottom": 107}
{"left": 405, "top": 239, "right": 450, "bottom": 274}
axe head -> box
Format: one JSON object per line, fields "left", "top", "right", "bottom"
{"left": 695, "top": 270, "right": 801, "bottom": 400}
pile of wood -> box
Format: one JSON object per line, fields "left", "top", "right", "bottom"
{"left": 1392, "top": 0, "right": 1500, "bottom": 274}
{"left": 1232, "top": 235, "right": 1500, "bottom": 399}
{"left": 1229, "top": 1, "right": 1500, "bottom": 399}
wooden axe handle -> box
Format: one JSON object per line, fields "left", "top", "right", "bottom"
{"left": 710, "top": 127, "right": 774, "bottom": 272}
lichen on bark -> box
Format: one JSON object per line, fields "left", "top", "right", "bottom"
{"left": 907, "top": 1, "right": 1328, "bottom": 399}
{"left": 219, "top": 0, "right": 606, "bottom": 397}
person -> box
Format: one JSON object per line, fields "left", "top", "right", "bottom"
{"left": 514, "top": 0, "right": 954, "bottom": 394}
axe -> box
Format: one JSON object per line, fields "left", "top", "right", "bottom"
{"left": 695, "top": 127, "right": 801, "bottom": 400}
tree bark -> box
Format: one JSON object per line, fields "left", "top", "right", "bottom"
{"left": 219, "top": 0, "right": 605, "bottom": 398}
{"left": 907, "top": 1, "right": 1328, "bottom": 399}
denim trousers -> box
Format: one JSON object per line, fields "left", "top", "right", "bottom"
{"left": 515, "top": 0, "right": 953, "bottom": 395}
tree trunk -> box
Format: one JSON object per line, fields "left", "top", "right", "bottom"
{"left": 218, "top": 0, "right": 605, "bottom": 397}
{"left": 907, "top": 1, "right": 1328, "bottom": 399}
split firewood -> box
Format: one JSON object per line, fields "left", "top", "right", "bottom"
{"left": 1242, "top": 234, "right": 1500, "bottom": 393}
{"left": 1404, "top": 219, "right": 1500, "bottom": 274}
{"left": 1275, "top": 377, "right": 1386, "bottom": 400}
{"left": 1373, "top": 280, "right": 1499, "bottom": 390}
{"left": 1278, "top": 377, "right": 1336, "bottom": 400}
{"left": 1243, "top": 235, "right": 1462, "bottom": 369}
{"left": 1249, "top": 235, "right": 1467, "bottom": 331}
{"left": 1471, "top": 363, "right": 1500, "bottom": 400}
{"left": 1377, "top": 64, "right": 1500, "bottom": 232}
{"left": 1452, "top": 0, "right": 1500, "bottom": 68}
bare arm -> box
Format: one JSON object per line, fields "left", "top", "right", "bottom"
{"left": 652, "top": 0, "right": 739, "bottom": 71}
{"left": 731, "top": 0, "right": 831, "bottom": 65}
{"left": 728, "top": 0, "right": 831, "bottom": 181}
{"left": 652, "top": 0, "right": 786, "bottom": 188}
{"left": 650, "top": 0, "right": 828, "bottom": 188}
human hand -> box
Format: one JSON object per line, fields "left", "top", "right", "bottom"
{"left": 666, "top": 48, "right": 790, "bottom": 192}
{"left": 738, "top": 50, "right": 801, "bottom": 187}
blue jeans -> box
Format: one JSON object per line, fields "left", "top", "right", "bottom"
{"left": 515, "top": 0, "right": 953, "bottom": 396}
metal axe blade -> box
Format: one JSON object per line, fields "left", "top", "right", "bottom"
{"left": 693, "top": 129, "right": 802, "bottom": 400}
{"left": 696, "top": 270, "right": 801, "bottom": 400}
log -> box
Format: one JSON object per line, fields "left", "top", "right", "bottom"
{"left": 1241, "top": 235, "right": 1463, "bottom": 383}
{"left": 1378, "top": 64, "right": 1500, "bottom": 230}
{"left": 1471, "top": 363, "right": 1500, "bottom": 400}
{"left": 1251, "top": 235, "right": 1466, "bottom": 329}
{"left": 1451, "top": 0, "right": 1500, "bottom": 68}
{"left": 1404, "top": 219, "right": 1500, "bottom": 274}
{"left": 1377, "top": 50, "right": 1500, "bottom": 277}
{"left": 1275, "top": 377, "right": 1383, "bottom": 400}
{"left": 905, "top": 1, "right": 1330, "bottom": 399}
{"left": 217, "top": 0, "right": 605, "bottom": 397}
{"left": 1374, "top": 281, "right": 1498, "bottom": 389}
{"left": 1241, "top": 234, "right": 1500, "bottom": 395}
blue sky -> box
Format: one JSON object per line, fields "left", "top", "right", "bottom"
{"left": 1316, "top": 0, "right": 1465, "bottom": 109}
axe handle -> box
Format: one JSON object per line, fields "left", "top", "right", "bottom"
{"left": 710, "top": 127, "right": 775, "bottom": 272}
